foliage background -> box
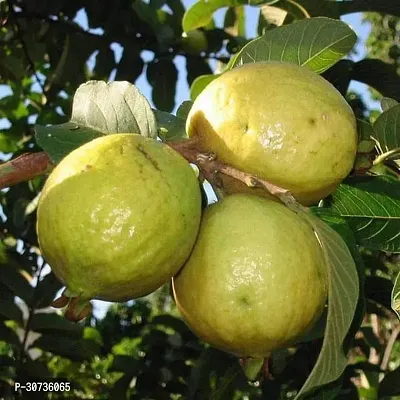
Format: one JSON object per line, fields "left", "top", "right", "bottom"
{"left": 0, "top": 0, "right": 399, "bottom": 399}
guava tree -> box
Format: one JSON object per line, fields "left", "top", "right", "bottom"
{"left": 0, "top": 1, "right": 399, "bottom": 400}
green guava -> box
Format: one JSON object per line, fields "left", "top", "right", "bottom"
{"left": 186, "top": 61, "right": 358, "bottom": 205}
{"left": 37, "top": 134, "right": 202, "bottom": 302}
{"left": 172, "top": 194, "right": 328, "bottom": 357}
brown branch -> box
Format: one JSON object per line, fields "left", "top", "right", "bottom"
{"left": 0, "top": 139, "right": 293, "bottom": 207}
{"left": 0, "top": 152, "right": 53, "bottom": 188}
{"left": 381, "top": 324, "right": 400, "bottom": 371}
{"left": 168, "top": 139, "right": 296, "bottom": 205}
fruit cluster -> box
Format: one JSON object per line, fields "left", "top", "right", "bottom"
{"left": 37, "top": 62, "right": 358, "bottom": 357}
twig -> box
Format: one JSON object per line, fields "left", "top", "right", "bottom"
{"left": 168, "top": 139, "right": 296, "bottom": 205}
{"left": 381, "top": 324, "right": 400, "bottom": 371}
{"left": 0, "top": 139, "right": 294, "bottom": 206}
{"left": 7, "top": 0, "right": 46, "bottom": 95}
{"left": 0, "top": 152, "right": 53, "bottom": 188}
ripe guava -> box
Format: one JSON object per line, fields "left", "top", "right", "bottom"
{"left": 186, "top": 61, "right": 358, "bottom": 205}
{"left": 37, "top": 134, "right": 201, "bottom": 302}
{"left": 181, "top": 30, "right": 208, "bottom": 55}
{"left": 172, "top": 194, "right": 328, "bottom": 357}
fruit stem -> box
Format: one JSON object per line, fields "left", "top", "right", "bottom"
{"left": 239, "top": 357, "right": 269, "bottom": 381}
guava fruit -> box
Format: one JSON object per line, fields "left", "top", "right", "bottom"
{"left": 186, "top": 61, "right": 358, "bottom": 205}
{"left": 172, "top": 194, "right": 328, "bottom": 357}
{"left": 37, "top": 134, "right": 201, "bottom": 302}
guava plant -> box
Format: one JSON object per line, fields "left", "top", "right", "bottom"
{"left": 0, "top": 1, "right": 399, "bottom": 399}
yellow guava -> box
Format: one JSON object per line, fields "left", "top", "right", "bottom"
{"left": 181, "top": 30, "right": 208, "bottom": 55}
{"left": 186, "top": 61, "right": 358, "bottom": 205}
{"left": 37, "top": 134, "right": 202, "bottom": 302}
{"left": 172, "top": 194, "right": 328, "bottom": 357}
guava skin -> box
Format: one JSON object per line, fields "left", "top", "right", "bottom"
{"left": 172, "top": 194, "right": 328, "bottom": 358}
{"left": 186, "top": 61, "right": 358, "bottom": 205}
{"left": 37, "top": 134, "right": 202, "bottom": 302}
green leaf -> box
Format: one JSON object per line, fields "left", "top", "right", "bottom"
{"left": 361, "top": 327, "right": 383, "bottom": 352}
{"left": 284, "top": 0, "right": 340, "bottom": 18}
{"left": 338, "top": 1, "right": 400, "bottom": 17}
{"left": 381, "top": 98, "right": 398, "bottom": 112}
{"left": 327, "top": 176, "right": 400, "bottom": 253}
{"left": 282, "top": 0, "right": 400, "bottom": 18}
{"left": 372, "top": 104, "right": 400, "bottom": 154}
{"left": 0, "top": 355, "right": 15, "bottom": 367}
{"left": 379, "top": 366, "right": 400, "bottom": 397}
{"left": 147, "top": 59, "right": 178, "bottom": 112}
{"left": 310, "top": 208, "right": 365, "bottom": 353}
{"left": 304, "top": 378, "right": 343, "bottom": 400}
{"left": 230, "top": 17, "right": 356, "bottom": 73}
{"left": 186, "top": 56, "right": 213, "bottom": 86}
{"left": 183, "top": 0, "right": 232, "bottom": 32}
{"left": 154, "top": 110, "right": 187, "bottom": 142}
{"left": 224, "top": 7, "right": 246, "bottom": 37}
{"left": 364, "top": 276, "right": 393, "bottom": 310}
{"left": 0, "top": 131, "right": 20, "bottom": 154}
{"left": 35, "top": 81, "right": 158, "bottom": 163}
{"left": 109, "top": 355, "right": 141, "bottom": 373}
{"left": 72, "top": 81, "right": 157, "bottom": 136}
{"left": 83, "top": 327, "right": 103, "bottom": 346}
{"left": 30, "top": 334, "right": 100, "bottom": 361}
{"left": 190, "top": 74, "right": 220, "bottom": 101}
{"left": 176, "top": 101, "right": 193, "bottom": 121}
{"left": 351, "top": 59, "right": 400, "bottom": 102}
{"left": 258, "top": 5, "right": 287, "bottom": 36}
{"left": 30, "top": 313, "right": 82, "bottom": 336}
{"left": 115, "top": 47, "right": 144, "bottom": 83}
{"left": 151, "top": 314, "right": 190, "bottom": 333}
{"left": 321, "top": 59, "right": 353, "bottom": 96}
{"left": 183, "top": 0, "right": 276, "bottom": 31}
{"left": 18, "top": 357, "right": 51, "bottom": 380}
{"left": 32, "top": 272, "right": 63, "bottom": 309}
{"left": 357, "top": 119, "right": 375, "bottom": 154}
{"left": 211, "top": 361, "right": 242, "bottom": 400}
{"left": 293, "top": 209, "right": 359, "bottom": 399}
{"left": 92, "top": 45, "right": 116, "bottom": 80}
{"left": 0, "top": 265, "right": 34, "bottom": 305}
{"left": 0, "top": 298, "right": 23, "bottom": 325}
{"left": 109, "top": 372, "right": 136, "bottom": 399}
{"left": 0, "top": 322, "right": 20, "bottom": 348}
{"left": 35, "top": 122, "right": 104, "bottom": 164}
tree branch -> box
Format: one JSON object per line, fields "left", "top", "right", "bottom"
{"left": 0, "top": 152, "right": 53, "bottom": 188}
{"left": 168, "top": 139, "right": 295, "bottom": 205}
{"left": 0, "top": 139, "right": 293, "bottom": 205}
